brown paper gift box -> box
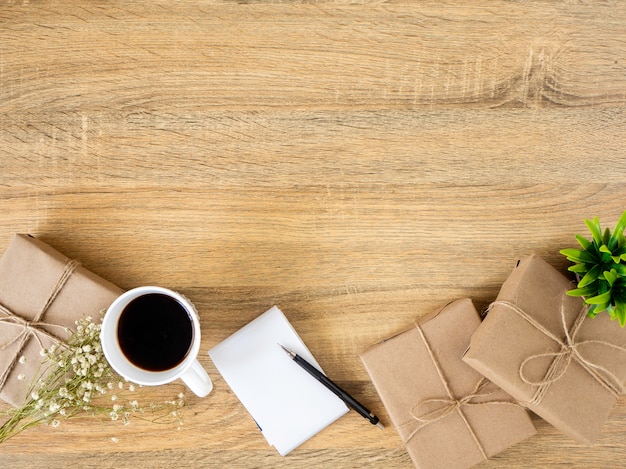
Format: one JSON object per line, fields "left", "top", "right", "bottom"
{"left": 360, "top": 299, "right": 536, "bottom": 469}
{"left": 0, "top": 234, "right": 123, "bottom": 407}
{"left": 463, "top": 255, "right": 626, "bottom": 446}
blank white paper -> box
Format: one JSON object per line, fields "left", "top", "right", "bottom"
{"left": 208, "top": 306, "right": 349, "bottom": 456}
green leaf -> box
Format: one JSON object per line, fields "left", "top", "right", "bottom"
{"left": 576, "top": 235, "right": 592, "bottom": 250}
{"left": 560, "top": 248, "right": 582, "bottom": 258}
{"left": 613, "top": 301, "right": 626, "bottom": 327}
{"left": 614, "top": 211, "right": 626, "bottom": 235}
{"left": 603, "top": 227, "right": 611, "bottom": 245}
{"left": 597, "top": 279, "right": 610, "bottom": 294}
{"left": 613, "top": 263, "right": 626, "bottom": 275}
{"left": 585, "top": 217, "right": 603, "bottom": 245}
{"left": 617, "top": 230, "right": 626, "bottom": 249}
{"left": 560, "top": 248, "right": 597, "bottom": 264}
{"left": 604, "top": 269, "right": 618, "bottom": 287}
{"left": 614, "top": 291, "right": 626, "bottom": 304}
{"left": 609, "top": 211, "right": 626, "bottom": 250}
{"left": 587, "top": 302, "right": 611, "bottom": 313}
{"left": 568, "top": 263, "right": 589, "bottom": 274}
{"left": 586, "top": 290, "right": 612, "bottom": 305}
{"left": 578, "top": 264, "right": 603, "bottom": 288}
{"left": 599, "top": 245, "right": 612, "bottom": 254}
{"left": 567, "top": 285, "right": 599, "bottom": 297}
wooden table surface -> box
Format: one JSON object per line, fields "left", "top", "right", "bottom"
{"left": 2, "top": 1, "right": 626, "bottom": 467}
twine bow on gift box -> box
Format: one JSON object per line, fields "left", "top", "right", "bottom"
{"left": 0, "top": 259, "right": 79, "bottom": 393}
{"left": 411, "top": 378, "right": 496, "bottom": 426}
{"left": 491, "top": 299, "right": 626, "bottom": 407}
{"left": 399, "top": 322, "right": 521, "bottom": 460}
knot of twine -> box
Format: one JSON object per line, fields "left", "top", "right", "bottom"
{"left": 399, "top": 321, "right": 520, "bottom": 460}
{"left": 410, "top": 378, "right": 496, "bottom": 425}
{"left": 0, "top": 259, "right": 79, "bottom": 390}
{"left": 490, "top": 299, "right": 626, "bottom": 406}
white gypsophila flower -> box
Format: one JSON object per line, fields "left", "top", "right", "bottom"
{"left": 0, "top": 313, "right": 187, "bottom": 444}
{"left": 51, "top": 420, "right": 60, "bottom": 428}
{"left": 17, "top": 374, "right": 26, "bottom": 381}
{"left": 111, "top": 437, "right": 119, "bottom": 443}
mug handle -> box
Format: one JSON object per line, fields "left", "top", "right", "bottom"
{"left": 181, "top": 360, "right": 213, "bottom": 397}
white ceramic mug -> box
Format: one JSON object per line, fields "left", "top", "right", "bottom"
{"left": 101, "top": 286, "right": 213, "bottom": 397}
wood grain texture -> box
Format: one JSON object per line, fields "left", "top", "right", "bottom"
{"left": 1, "top": 1, "right": 626, "bottom": 467}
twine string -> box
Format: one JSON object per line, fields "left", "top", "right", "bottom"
{"left": 0, "top": 259, "right": 79, "bottom": 391}
{"left": 0, "top": 310, "right": 69, "bottom": 352}
{"left": 411, "top": 378, "right": 492, "bottom": 424}
{"left": 398, "top": 321, "right": 520, "bottom": 459}
{"left": 490, "top": 299, "right": 626, "bottom": 406}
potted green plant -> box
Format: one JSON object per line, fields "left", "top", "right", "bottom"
{"left": 560, "top": 211, "right": 626, "bottom": 326}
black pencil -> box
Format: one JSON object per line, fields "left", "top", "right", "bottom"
{"left": 279, "top": 344, "right": 384, "bottom": 430}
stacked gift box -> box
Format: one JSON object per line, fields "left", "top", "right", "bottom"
{"left": 361, "top": 298, "right": 536, "bottom": 468}
{"left": 0, "top": 234, "right": 122, "bottom": 407}
{"left": 361, "top": 255, "right": 626, "bottom": 469}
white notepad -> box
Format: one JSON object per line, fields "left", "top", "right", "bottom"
{"left": 208, "top": 306, "right": 349, "bottom": 456}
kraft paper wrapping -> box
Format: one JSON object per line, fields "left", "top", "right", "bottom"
{"left": 0, "top": 234, "right": 123, "bottom": 407}
{"left": 463, "top": 255, "right": 626, "bottom": 446}
{"left": 361, "top": 299, "right": 536, "bottom": 469}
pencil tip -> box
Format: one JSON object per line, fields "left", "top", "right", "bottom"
{"left": 278, "top": 344, "right": 296, "bottom": 358}
{"left": 376, "top": 422, "right": 385, "bottom": 430}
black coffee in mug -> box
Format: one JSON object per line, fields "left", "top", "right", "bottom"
{"left": 117, "top": 293, "right": 194, "bottom": 372}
